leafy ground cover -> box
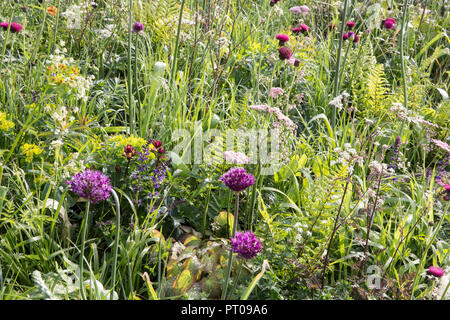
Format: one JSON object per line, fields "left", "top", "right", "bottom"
{"left": 0, "top": 0, "right": 448, "bottom": 300}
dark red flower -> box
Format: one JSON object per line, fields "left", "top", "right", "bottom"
{"left": 150, "top": 139, "right": 162, "bottom": 148}
{"left": 278, "top": 47, "right": 292, "bottom": 60}
{"left": 343, "top": 33, "right": 348, "bottom": 40}
{"left": 292, "top": 27, "right": 302, "bottom": 34}
{"left": 346, "top": 21, "right": 355, "bottom": 29}
{"left": 122, "top": 144, "right": 136, "bottom": 160}
{"left": 158, "top": 147, "right": 166, "bottom": 154}
{"left": 353, "top": 34, "right": 360, "bottom": 43}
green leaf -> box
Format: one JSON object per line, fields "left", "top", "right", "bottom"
{"left": 172, "top": 269, "right": 194, "bottom": 295}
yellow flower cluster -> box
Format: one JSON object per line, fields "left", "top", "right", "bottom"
{"left": 108, "top": 135, "right": 148, "bottom": 157}
{"left": 45, "top": 51, "right": 94, "bottom": 102}
{"left": 21, "top": 143, "right": 43, "bottom": 163}
{"left": 47, "top": 63, "right": 80, "bottom": 86}
{"left": 0, "top": 111, "right": 14, "bottom": 131}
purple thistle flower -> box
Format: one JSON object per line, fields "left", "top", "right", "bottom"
{"left": 343, "top": 33, "right": 348, "bottom": 40}
{"left": 0, "top": 22, "right": 23, "bottom": 33}
{"left": 132, "top": 22, "right": 144, "bottom": 33}
{"left": 220, "top": 167, "right": 255, "bottom": 193}
{"left": 353, "top": 34, "right": 360, "bottom": 43}
{"left": 276, "top": 33, "right": 289, "bottom": 46}
{"left": 300, "top": 24, "right": 309, "bottom": 34}
{"left": 230, "top": 231, "right": 262, "bottom": 259}
{"left": 346, "top": 21, "right": 355, "bottom": 29}
{"left": 383, "top": 18, "right": 395, "bottom": 29}
{"left": 66, "top": 169, "right": 112, "bottom": 204}
{"left": 278, "top": 47, "right": 292, "bottom": 60}
{"left": 428, "top": 266, "right": 445, "bottom": 277}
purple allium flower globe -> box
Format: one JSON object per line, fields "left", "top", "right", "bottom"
{"left": 220, "top": 167, "right": 255, "bottom": 193}
{"left": 230, "top": 231, "right": 262, "bottom": 259}
{"left": 132, "top": 22, "right": 144, "bottom": 33}
{"left": 428, "top": 266, "right": 445, "bottom": 277}
{"left": 276, "top": 33, "right": 289, "bottom": 46}
{"left": 278, "top": 47, "right": 292, "bottom": 60}
{"left": 66, "top": 169, "right": 112, "bottom": 204}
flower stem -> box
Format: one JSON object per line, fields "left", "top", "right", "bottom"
{"left": 332, "top": 0, "right": 349, "bottom": 128}
{"left": 398, "top": 0, "right": 409, "bottom": 138}
{"left": 79, "top": 201, "right": 90, "bottom": 300}
{"left": 127, "top": 0, "right": 135, "bottom": 135}
{"left": 222, "top": 192, "right": 240, "bottom": 300}
{"left": 110, "top": 189, "right": 121, "bottom": 299}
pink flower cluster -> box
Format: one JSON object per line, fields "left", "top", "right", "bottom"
{"left": 249, "top": 104, "right": 297, "bottom": 132}
{"left": 289, "top": 6, "right": 310, "bottom": 15}
{"left": 223, "top": 151, "right": 249, "bottom": 164}
{"left": 431, "top": 139, "right": 450, "bottom": 153}
{"left": 269, "top": 87, "right": 284, "bottom": 98}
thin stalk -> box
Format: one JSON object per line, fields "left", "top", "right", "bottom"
{"left": 79, "top": 201, "right": 90, "bottom": 300}
{"left": 222, "top": 192, "right": 240, "bottom": 300}
{"left": 0, "top": 12, "right": 13, "bottom": 64}
{"left": 127, "top": 0, "right": 135, "bottom": 135}
{"left": 110, "top": 189, "right": 121, "bottom": 299}
{"left": 202, "top": 184, "right": 212, "bottom": 234}
{"left": 321, "top": 179, "right": 350, "bottom": 288}
{"left": 228, "top": 259, "right": 243, "bottom": 299}
{"left": 332, "top": 0, "right": 350, "bottom": 127}
{"left": 170, "top": 0, "right": 186, "bottom": 87}
{"left": 398, "top": 0, "right": 409, "bottom": 137}
{"left": 360, "top": 176, "right": 382, "bottom": 277}
{"left": 51, "top": 0, "right": 61, "bottom": 53}
{"left": 134, "top": 33, "right": 141, "bottom": 133}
